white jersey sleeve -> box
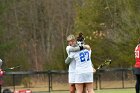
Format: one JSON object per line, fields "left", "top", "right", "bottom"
{"left": 66, "top": 46, "right": 76, "bottom": 72}
{"left": 69, "top": 52, "right": 75, "bottom": 58}
{"left": 66, "top": 45, "right": 81, "bottom": 55}
{"left": 66, "top": 46, "right": 71, "bottom": 55}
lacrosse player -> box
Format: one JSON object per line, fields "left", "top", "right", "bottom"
{"left": 0, "top": 59, "right": 5, "bottom": 93}
{"left": 77, "top": 33, "right": 96, "bottom": 74}
{"left": 66, "top": 34, "right": 91, "bottom": 93}
{"left": 134, "top": 38, "right": 140, "bottom": 93}
{"left": 65, "top": 34, "right": 95, "bottom": 93}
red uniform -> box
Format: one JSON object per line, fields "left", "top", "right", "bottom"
{"left": 0, "top": 69, "right": 4, "bottom": 85}
{"left": 135, "top": 44, "right": 140, "bottom": 68}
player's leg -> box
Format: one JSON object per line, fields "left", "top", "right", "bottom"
{"left": 82, "top": 83, "right": 87, "bottom": 93}
{"left": 75, "top": 83, "right": 84, "bottom": 93}
{"left": 86, "top": 83, "right": 95, "bottom": 93}
{"left": 84, "top": 72, "right": 94, "bottom": 93}
{"left": 135, "top": 74, "right": 140, "bottom": 93}
{"left": 75, "top": 73, "right": 88, "bottom": 93}
{"left": 69, "top": 84, "right": 76, "bottom": 93}
{"left": 69, "top": 72, "right": 76, "bottom": 93}
{"left": 0, "top": 85, "right": 1, "bottom": 93}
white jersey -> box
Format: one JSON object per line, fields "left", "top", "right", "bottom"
{"left": 69, "top": 49, "right": 93, "bottom": 74}
{"left": 66, "top": 46, "right": 76, "bottom": 72}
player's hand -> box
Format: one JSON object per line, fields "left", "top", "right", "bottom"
{"left": 93, "top": 68, "right": 96, "bottom": 73}
{"left": 83, "top": 45, "right": 91, "bottom": 50}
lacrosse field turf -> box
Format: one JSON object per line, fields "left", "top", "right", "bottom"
{"left": 34, "top": 88, "right": 135, "bottom": 93}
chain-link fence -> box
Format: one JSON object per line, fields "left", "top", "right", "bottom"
{"left": 2, "top": 68, "right": 135, "bottom": 92}
{"left": 96, "top": 68, "right": 135, "bottom": 89}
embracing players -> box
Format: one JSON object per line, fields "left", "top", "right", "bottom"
{"left": 65, "top": 33, "right": 95, "bottom": 93}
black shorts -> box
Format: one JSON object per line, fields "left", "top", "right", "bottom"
{"left": 133, "top": 67, "right": 140, "bottom": 75}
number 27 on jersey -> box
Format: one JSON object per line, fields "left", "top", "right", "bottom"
{"left": 79, "top": 51, "right": 90, "bottom": 62}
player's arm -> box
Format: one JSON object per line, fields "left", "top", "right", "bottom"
{"left": 68, "top": 45, "right": 91, "bottom": 52}
{"left": 68, "top": 46, "right": 82, "bottom": 52}
{"left": 92, "top": 64, "right": 96, "bottom": 73}
{"left": 65, "top": 52, "right": 74, "bottom": 64}
{"left": 65, "top": 57, "right": 73, "bottom": 64}
{"left": 83, "top": 44, "right": 91, "bottom": 50}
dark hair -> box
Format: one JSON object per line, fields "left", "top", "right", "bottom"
{"left": 77, "top": 33, "right": 84, "bottom": 42}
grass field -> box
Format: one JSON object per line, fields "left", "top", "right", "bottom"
{"left": 34, "top": 89, "right": 135, "bottom": 93}
{"left": 95, "top": 89, "right": 135, "bottom": 93}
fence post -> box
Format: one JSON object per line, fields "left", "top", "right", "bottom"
{"left": 122, "top": 70, "right": 124, "bottom": 88}
{"left": 48, "top": 70, "right": 52, "bottom": 92}
{"left": 12, "top": 74, "right": 15, "bottom": 91}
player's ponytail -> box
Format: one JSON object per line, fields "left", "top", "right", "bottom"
{"left": 77, "top": 33, "right": 84, "bottom": 42}
{"left": 77, "top": 33, "right": 85, "bottom": 46}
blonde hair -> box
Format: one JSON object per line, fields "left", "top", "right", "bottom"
{"left": 67, "top": 34, "right": 75, "bottom": 41}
